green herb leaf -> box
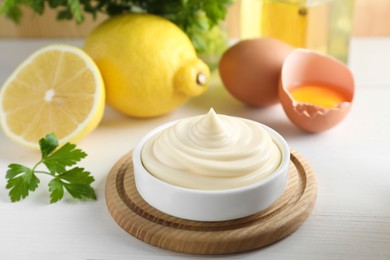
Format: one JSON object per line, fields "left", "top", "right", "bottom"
{"left": 40, "top": 133, "right": 59, "bottom": 159}
{"left": 68, "top": 0, "right": 84, "bottom": 23}
{"left": 6, "top": 164, "right": 40, "bottom": 202}
{"left": 63, "top": 183, "right": 96, "bottom": 200}
{"left": 48, "top": 178, "right": 64, "bottom": 203}
{"left": 58, "top": 167, "right": 95, "bottom": 185}
{"left": 5, "top": 164, "right": 31, "bottom": 179}
{"left": 43, "top": 142, "right": 87, "bottom": 174}
{"left": 5, "top": 134, "right": 95, "bottom": 203}
{"left": 48, "top": 168, "right": 96, "bottom": 203}
{"left": 54, "top": 167, "right": 96, "bottom": 201}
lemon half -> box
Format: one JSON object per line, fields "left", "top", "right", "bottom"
{"left": 0, "top": 44, "right": 105, "bottom": 149}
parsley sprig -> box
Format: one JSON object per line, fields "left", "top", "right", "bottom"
{"left": 6, "top": 133, "right": 96, "bottom": 203}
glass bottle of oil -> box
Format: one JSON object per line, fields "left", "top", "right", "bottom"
{"left": 240, "top": 0, "right": 355, "bottom": 63}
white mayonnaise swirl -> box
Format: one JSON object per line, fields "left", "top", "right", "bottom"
{"left": 141, "top": 108, "right": 282, "bottom": 190}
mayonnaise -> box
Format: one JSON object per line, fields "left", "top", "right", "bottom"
{"left": 141, "top": 108, "right": 282, "bottom": 190}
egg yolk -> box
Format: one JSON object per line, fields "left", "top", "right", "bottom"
{"left": 290, "top": 85, "right": 348, "bottom": 108}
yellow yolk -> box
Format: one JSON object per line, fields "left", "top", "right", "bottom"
{"left": 290, "top": 85, "right": 348, "bottom": 108}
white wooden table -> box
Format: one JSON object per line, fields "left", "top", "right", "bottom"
{"left": 0, "top": 38, "right": 390, "bottom": 259}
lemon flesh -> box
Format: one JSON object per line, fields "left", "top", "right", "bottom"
{"left": 84, "top": 14, "right": 210, "bottom": 118}
{"left": 0, "top": 45, "right": 105, "bottom": 149}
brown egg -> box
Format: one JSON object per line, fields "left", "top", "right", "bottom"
{"left": 279, "top": 49, "right": 355, "bottom": 133}
{"left": 219, "top": 38, "right": 293, "bottom": 107}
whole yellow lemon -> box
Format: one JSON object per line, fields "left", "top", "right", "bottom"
{"left": 84, "top": 14, "right": 210, "bottom": 118}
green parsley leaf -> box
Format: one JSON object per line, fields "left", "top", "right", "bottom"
{"left": 5, "top": 133, "right": 95, "bottom": 203}
{"left": 42, "top": 142, "right": 87, "bottom": 174}
{"left": 39, "top": 133, "right": 59, "bottom": 159}
{"left": 47, "top": 167, "right": 96, "bottom": 202}
{"left": 63, "top": 183, "right": 96, "bottom": 200}
{"left": 68, "top": 0, "right": 84, "bottom": 23}
{"left": 48, "top": 178, "right": 64, "bottom": 203}
{"left": 58, "top": 167, "right": 95, "bottom": 185}
{"left": 6, "top": 164, "right": 40, "bottom": 202}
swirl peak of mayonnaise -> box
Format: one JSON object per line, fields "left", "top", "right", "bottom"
{"left": 141, "top": 108, "right": 282, "bottom": 190}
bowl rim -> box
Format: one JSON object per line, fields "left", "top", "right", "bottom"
{"left": 133, "top": 118, "right": 290, "bottom": 195}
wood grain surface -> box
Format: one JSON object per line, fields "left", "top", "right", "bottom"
{"left": 105, "top": 149, "right": 317, "bottom": 255}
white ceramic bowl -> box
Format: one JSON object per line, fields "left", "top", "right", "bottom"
{"left": 133, "top": 120, "right": 290, "bottom": 222}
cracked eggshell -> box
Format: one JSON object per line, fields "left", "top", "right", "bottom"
{"left": 279, "top": 49, "right": 355, "bottom": 133}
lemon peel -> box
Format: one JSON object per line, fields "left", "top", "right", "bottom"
{"left": 84, "top": 14, "right": 210, "bottom": 118}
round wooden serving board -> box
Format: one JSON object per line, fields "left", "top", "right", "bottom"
{"left": 105, "top": 149, "right": 317, "bottom": 255}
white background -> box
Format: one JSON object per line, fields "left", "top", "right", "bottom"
{"left": 0, "top": 38, "right": 390, "bottom": 259}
